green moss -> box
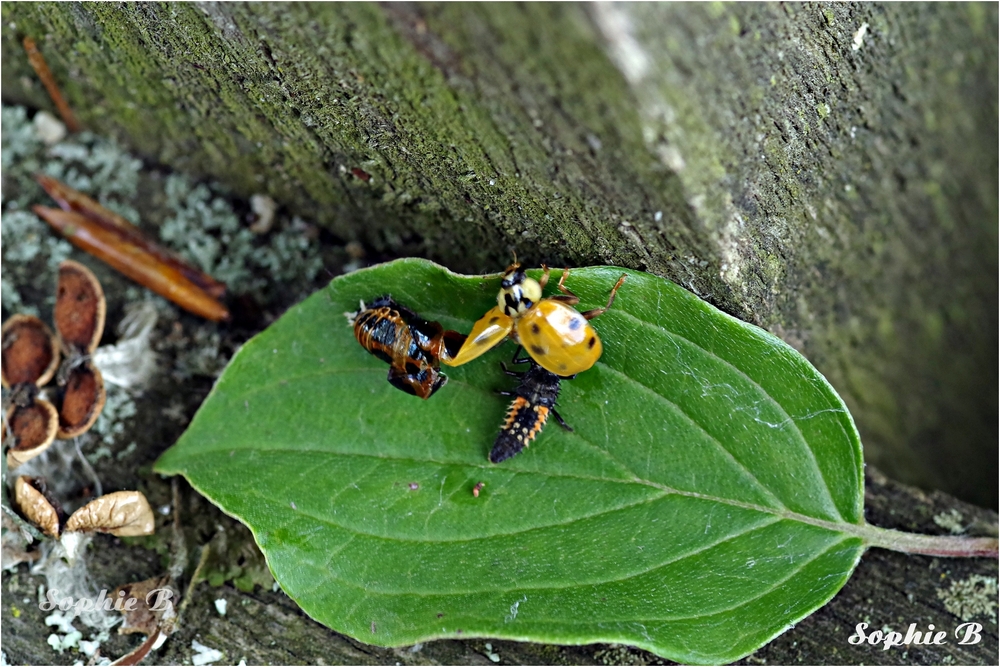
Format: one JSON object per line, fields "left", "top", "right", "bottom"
{"left": 2, "top": 2, "right": 996, "bottom": 507}
{"left": 965, "top": 2, "right": 988, "bottom": 36}
{"left": 729, "top": 14, "right": 741, "bottom": 35}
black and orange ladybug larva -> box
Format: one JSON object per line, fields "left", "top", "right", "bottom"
{"left": 346, "top": 296, "right": 466, "bottom": 399}
{"left": 489, "top": 349, "right": 573, "bottom": 463}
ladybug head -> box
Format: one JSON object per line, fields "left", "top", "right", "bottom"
{"left": 497, "top": 263, "right": 542, "bottom": 317}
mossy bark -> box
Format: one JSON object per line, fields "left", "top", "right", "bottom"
{"left": 0, "top": 4, "right": 994, "bottom": 509}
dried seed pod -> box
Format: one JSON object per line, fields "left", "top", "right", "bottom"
{"left": 14, "top": 476, "right": 63, "bottom": 538}
{"left": 56, "top": 362, "right": 106, "bottom": 439}
{"left": 54, "top": 260, "right": 106, "bottom": 355}
{"left": 64, "top": 490, "right": 155, "bottom": 537}
{"left": 1, "top": 315, "right": 59, "bottom": 388}
{"left": 4, "top": 399, "right": 59, "bottom": 468}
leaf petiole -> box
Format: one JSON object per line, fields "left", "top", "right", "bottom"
{"left": 859, "top": 524, "right": 998, "bottom": 558}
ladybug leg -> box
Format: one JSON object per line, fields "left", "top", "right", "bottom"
{"left": 538, "top": 264, "right": 551, "bottom": 289}
{"left": 551, "top": 408, "right": 574, "bottom": 432}
{"left": 500, "top": 348, "right": 529, "bottom": 377}
{"left": 580, "top": 273, "right": 627, "bottom": 320}
{"left": 498, "top": 362, "right": 524, "bottom": 378}
{"left": 553, "top": 268, "right": 581, "bottom": 306}
{"left": 510, "top": 346, "right": 532, "bottom": 365}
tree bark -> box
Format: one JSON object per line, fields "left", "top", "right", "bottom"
{"left": 1, "top": 5, "right": 998, "bottom": 664}
{"left": 0, "top": 0, "right": 995, "bottom": 542}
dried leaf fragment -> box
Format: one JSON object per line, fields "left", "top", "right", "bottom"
{"left": 13, "top": 476, "right": 63, "bottom": 538}
{"left": 114, "top": 575, "right": 177, "bottom": 636}
{"left": 2, "top": 510, "right": 44, "bottom": 570}
{"left": 1, "top": 315, "right": 59, "bottom": 388}
{"left": 54, "top": 260, "right": 106, "bottom": 355}
{"left": 4, "top": 399, "right": 59, "bottom": 468}
{"left": 35, "top": 174, "right": 227, "bottom": 299}
{"left": 64, "top": 490, "right": 155, "bottom": 537}
{"left": 56, "top": 362, "right": 106, "bottom": 439}
{"left": 110, "top": 575, "right": 176, "bottom": 666}
{"left": 33, "top": 205, "right": 230, "bottom": 322}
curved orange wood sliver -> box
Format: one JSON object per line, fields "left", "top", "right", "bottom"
{"left": 34, "top": 206, "right": 230, "bottom": 322}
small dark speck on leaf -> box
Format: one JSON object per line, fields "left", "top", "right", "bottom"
{"left": 437, "top": 613, "right": 444, "bottom": 618}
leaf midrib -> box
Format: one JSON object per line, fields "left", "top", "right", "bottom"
{"left": 245, "top": 484, "right": 841, "bottom": 602}
{"left": 177, "top": 447, "right": 867, "bottom": 538}
{"left": 219, "top": 293, "right": 852, "bottom": 524}
{"left": 201, "top": 359, "right": 840, "bottom": 526}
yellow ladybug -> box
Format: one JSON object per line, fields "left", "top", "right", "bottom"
{"left": 442, "top": 263, "right": 626, "bottom": 376}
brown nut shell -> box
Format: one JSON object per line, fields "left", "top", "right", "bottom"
{"left": 54, "top": 260, "right": 106, "bottom": 355}
{"left": 64, "top": 490, "right": 155, "bottom": 537}
{"left": 4, "top": 399, "right": 59, "bottom": 468}
{"left": 14, "top": 476, "right": 62, "bottom": 538}
{"left": 56, "top": 362, "right": 106, "bottom": 439}
{"left": 1, "top": 315, "right": 59, "bottom": 388}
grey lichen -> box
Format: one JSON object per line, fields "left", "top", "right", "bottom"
{"left": 2, "top": 103, "right": 338, "bottom": 662}
{"left": 159, "top": 174, "right": 323, "bottom": 304}
{"left": 933, "top": 508, "right": 966, "bottom": 535}
{"left": 937, "top": 574, "right": 998, "bottom": 623}
{"left": 593, "top": 644, "right": 664, "bottom": 666}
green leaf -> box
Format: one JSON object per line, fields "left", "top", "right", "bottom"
{"left": 155, "top": 258, "right": 866, "bottom": 664}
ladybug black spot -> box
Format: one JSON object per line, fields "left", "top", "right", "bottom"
{"left": 531, "top": 323, "right": 541, "bottom": 334}
{"left": 587, "top": 336, "right": 597, "bottom": 349}
{"left": 530, "top": 344, "right": 546, "bottom": 356}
